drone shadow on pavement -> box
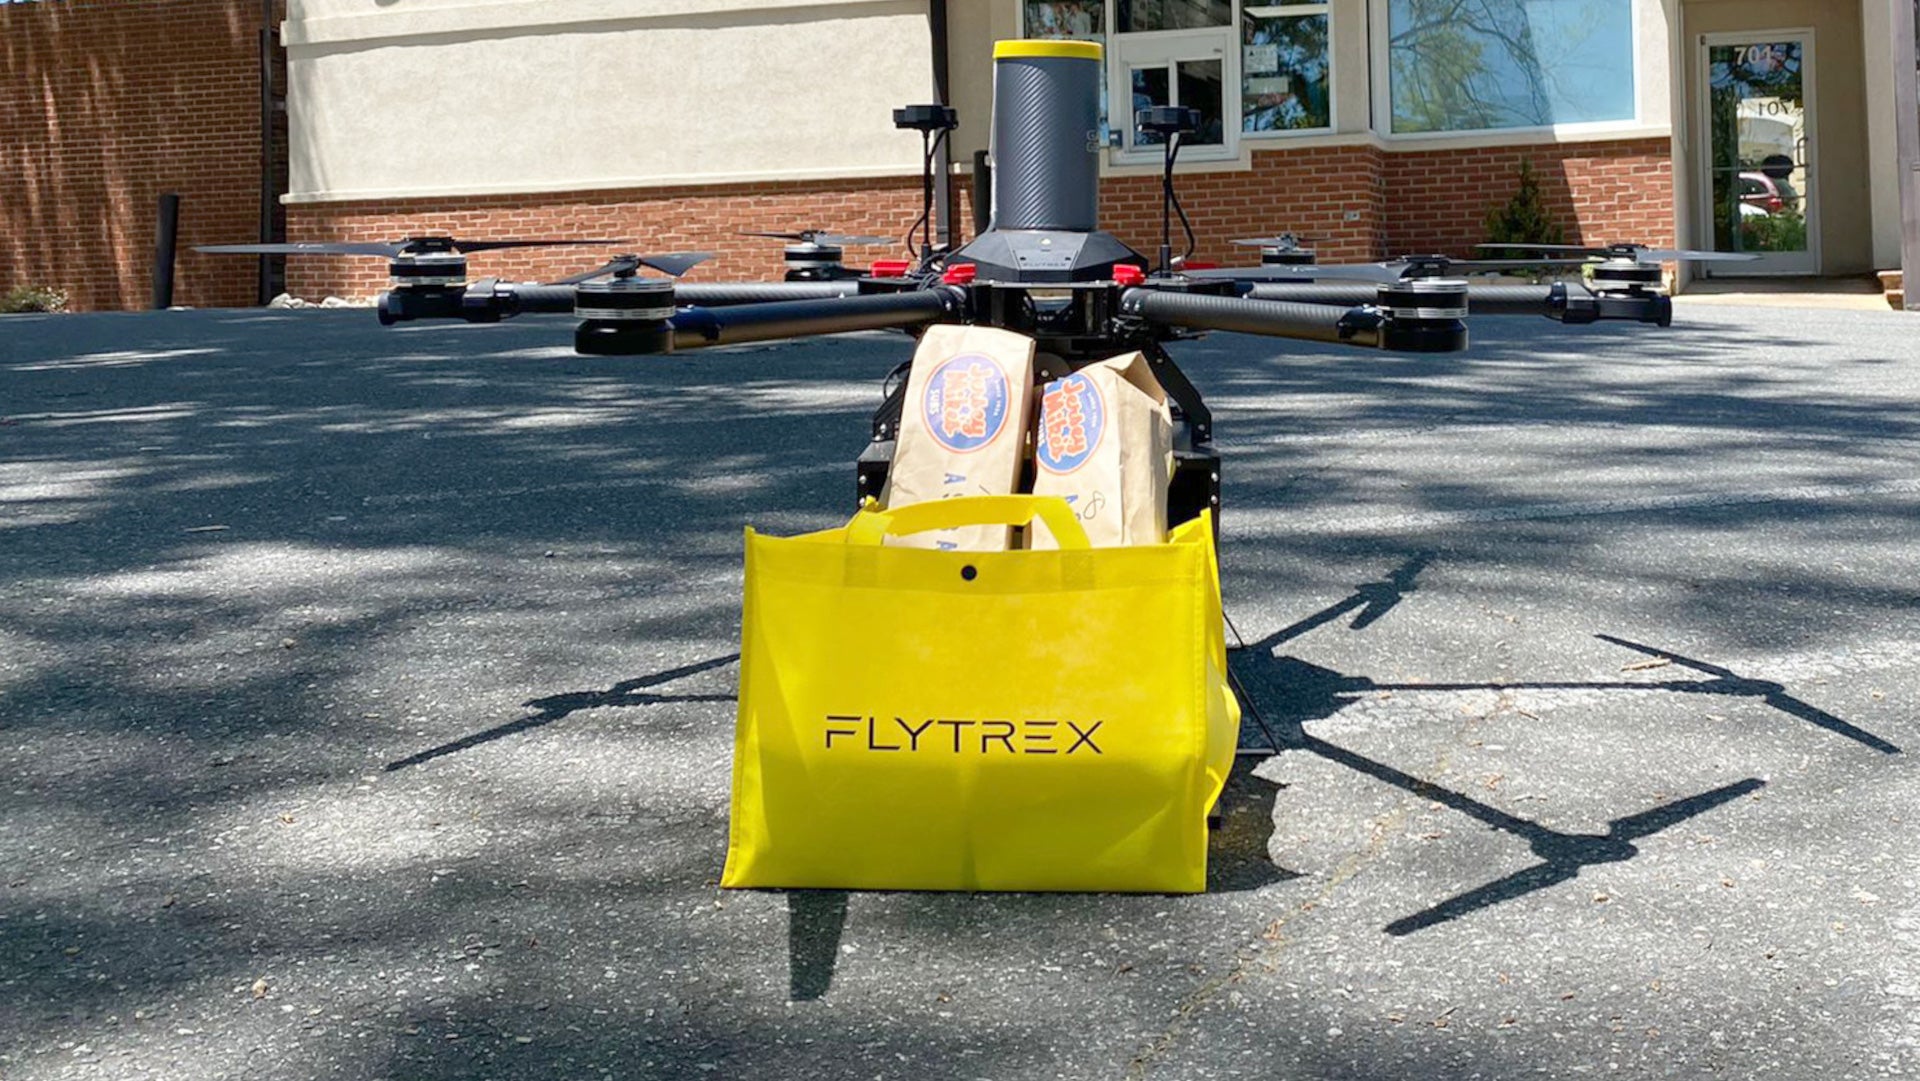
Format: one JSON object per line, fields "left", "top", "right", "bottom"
{"left": 383, "top": 652, "right": 741, "bottom": 771}
{"left": 1228, "top": 553, "right": 1896, "bottom": 935}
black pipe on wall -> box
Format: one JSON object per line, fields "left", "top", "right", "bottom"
{"left": 153, "top": 193, "right": 181, "bottom": 310}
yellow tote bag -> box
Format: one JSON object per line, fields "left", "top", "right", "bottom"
{"left": 721, "top": 495, "right": 1239, "bottom": 893}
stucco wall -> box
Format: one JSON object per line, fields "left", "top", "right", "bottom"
{"left": 283, "top": 0, "right": 934, "bottom": 203}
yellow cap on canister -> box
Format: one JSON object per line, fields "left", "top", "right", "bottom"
{"left": 993, "top": 39, "right": 1103, "bottom": 62}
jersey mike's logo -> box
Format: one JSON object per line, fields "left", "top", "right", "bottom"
{"left": 923, "top": 354, "right": 1010, "bottom": 453}
{"left": 1037, "top": 372, "right": 1105, "bottom": 474}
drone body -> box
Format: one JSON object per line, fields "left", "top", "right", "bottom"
{"left": 200, "top": 38, "right": 1722, "bottom": 535}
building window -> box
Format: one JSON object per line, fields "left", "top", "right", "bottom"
{"left": 1383, "top": 0, "right": 1637, "bottom": 134}
{"left": 1025, "top": 0, "right": 1106, "bottom": 38}
{"left": 1242, "top": 4, "right": 1330, "bottom": 132}
{"left": 1117, "top": 0, "right": 1232, "bottom": 32}
{"left": 1023, "top": 0, "right": 1334, "bottom": 155}
{"left": 1024, "top": 2, "right": 1116, "bottom": 144}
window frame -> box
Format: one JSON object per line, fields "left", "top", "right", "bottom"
{"left": 1236, "top": 2, "right": 1334, "bottom": 140}
{"left": 1017, "top": 0, "right": 1338, "bottom": 169}
{"left": 1366, "top": 0, "right": 1645, "bottom": 139}
{"left": 1110, "top": 27, "right": 1241, "bottom": 164}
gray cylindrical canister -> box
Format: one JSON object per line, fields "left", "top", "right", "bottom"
{"left": 989, "top": 40, "right": 1103, "bottom": 232}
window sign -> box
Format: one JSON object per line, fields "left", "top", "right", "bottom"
{"left": 1386, "top": 0, "right": 1636, "bottom": 134}
{"left": 1242, "top": 4, "right": 1331, "bottom": 132}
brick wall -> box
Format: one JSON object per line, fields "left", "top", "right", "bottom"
{"left": 1100, "top": 145, "right": 1389, "bottom": 266}
{"left": 0, "top": 0, "right": 281, "bottom": 312}
{"left": 282, "top": 177, "right": 940, "bottom": 301}
{"left": 279, "top": 136, "right": 1674, "bottom": 299}
{"left": 1096, "top": 138, "right": 1673, "bottom": 268}
{"left": 1383, "top": 137, "right": 1675, "bottom": 256}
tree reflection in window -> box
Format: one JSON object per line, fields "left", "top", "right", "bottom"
{"left": 1388, "top": 0, "right": 1635, "bottom": 133}
{"left": 1119, "top": 0, "right": 1233, "bottom": 32}
{"left": 1243, "top": 8, "right": 1330, "bottom": 132}
{"left": 1708, "top": 41, "right": 1806, "bottom": 253}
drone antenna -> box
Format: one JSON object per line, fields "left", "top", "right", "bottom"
{"left": 894, "top": 105, "right": 959, "bottom": 267}
{"left": 1139, "top": 106, "right": 1200, "bottom": 276}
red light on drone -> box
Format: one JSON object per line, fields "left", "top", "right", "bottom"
{"left": 1112, "top": 264, "right": 1146, "bottom": 286}
{"left": 941, "top": 263, "right": 978, "bottom": 285}
{"left": 871, "top": 259, "right": 911, "bottom": 277}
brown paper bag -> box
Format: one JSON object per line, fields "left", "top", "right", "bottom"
{"left": 1029, "top": 351, "right": 1173, "bottom": 548}
{"left": 880, "top": 324, "right": 1037, "bottom": 551}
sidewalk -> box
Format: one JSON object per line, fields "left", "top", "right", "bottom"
{"left": 1673, "top": 273, "right": 1894, "bottom": 310}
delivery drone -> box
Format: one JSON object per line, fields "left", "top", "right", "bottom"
{"left": 202, "top": 39, "right": 1746, "bottom": 531}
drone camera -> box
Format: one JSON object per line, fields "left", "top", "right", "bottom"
{"left": 892, "top": 104, "right": 958, "bottom": 132}
{"left": 1136, "top": 106, "right": 1200, "bottom": 137}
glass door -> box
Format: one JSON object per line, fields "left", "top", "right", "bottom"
{"left": 1112, "top": 29, "right": 1236, "bottom": 162}
{"left": 1698, "top": 33, "right": 1817, "bottom": 275}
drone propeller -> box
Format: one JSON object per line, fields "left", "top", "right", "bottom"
{"left": 1476, "top": 242, "right": 1760, "bottom": 264}
{"left": 742, "top": 230, "right": 897, "bottom": 247}
{"left": 1231, "top": 235, "right": 1320, "bottom": 250}
{"left": 196, "top": 237, "right": 629, "bottom": 258}
{"left": 551, "top": 251, "right": 715, "bottom": 285}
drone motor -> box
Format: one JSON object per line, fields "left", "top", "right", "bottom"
{"left": 1587, "top": 257, "right": 1664, "bottom": 294}
{"left": 387, "top": 250, "right": 468, "bottom": 288}
{"left": 782, "top": 240, "right": 848, "bottom": 275}
{"left": 573, "top": 275, "right": 677, "bottom": 356}
{"left": 1372, "top": 278, "right": 1471, "bottom": 351}
{"left": 742, "top": 231, "right": 896, "bottom": 281}
{"left": 1259, "top": 248, "right": 1316, "bottom": 268}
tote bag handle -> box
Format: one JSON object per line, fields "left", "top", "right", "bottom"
{"left": 847, "top": 495, "right": 1092, "bottom": 550}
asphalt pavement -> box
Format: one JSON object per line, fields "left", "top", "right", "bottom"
{"left": 2, "top": 301, "right": 1917, "bottom": 1079}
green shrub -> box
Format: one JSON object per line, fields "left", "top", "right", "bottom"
{"left": 1483, "top": 159, "right": 1566, "bottom": 249}
{"left": 1741, "top": 209, "right": 1807, "bottom": 253}
{"left": 1, "top": 286, "right": 70, "bottom": 313}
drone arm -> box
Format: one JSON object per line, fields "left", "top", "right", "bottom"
{"left": 499, "top": 284, "right": 580, "bottom": 314}
{"left": 1248, "top": 282, "right": 1564, "bottom": 318}
{"left": 664, "top": 287, "right": 964, "bottom": 352}
{"left": 384, "top": 280, "right": 874, "bottom": 323}
{"left": 1247, "top": 281, "right": 1672, "bottom": 327}
{"left": 1119, "top": 287, "right": 1402, "bottom": 349}
{"left": 674, "top": 281, "right": 863, "bottom": 306}
{"left": 502, "top": 281, "right": 867, "bottom": 316}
